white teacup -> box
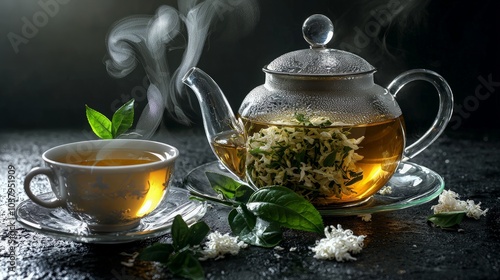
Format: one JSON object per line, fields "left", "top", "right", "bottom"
{"left": 23, "top": 139, "right": 179, "bottom": 232}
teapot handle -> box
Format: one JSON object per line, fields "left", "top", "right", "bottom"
{"left": 387, "top": 69, "right": 454, "bottom": 160}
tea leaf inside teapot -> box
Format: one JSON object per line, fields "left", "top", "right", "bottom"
{"left": 246, "top": 113, "right": 365, "bottom": 202}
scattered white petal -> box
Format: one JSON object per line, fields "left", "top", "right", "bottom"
{"left": 289, "top": 247, "right": 297, "bottom": 252}
{"left": 465, "top": 199, "right": 488, "bottom": 219}
{"left": 199, "top": 231, "right": 248, "bottom": 261}
{"left": 358, "top": 214, "right": 372, "bottom": 222}
{"left": 119, "top": 251, "right": 139, "bottom": 258}
{"left": 274, "top": 253, "right": 282, "bottom": 259}
{"left": 274, "top": 246, "right": 285, "bottom": 251}
{"left": 119, "top": 251, "right": 139, "bottom": 267}
{"left": 378, "top": 186, "right": 392, "bottom": 195}
{"left": 431, "top": 190, "right": 464, "bottom": 213}
{"left": 120, "top": 261, "right": 134, "bottom": 267}
{"left": 431, "top": 189, "right": 488, "bottom": 219}
{"left": 310, "top": 224, "right": 366, "bottom": 262}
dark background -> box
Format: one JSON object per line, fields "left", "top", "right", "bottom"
{"left": 1, "top": 0, "right": 499, "bottom": 136}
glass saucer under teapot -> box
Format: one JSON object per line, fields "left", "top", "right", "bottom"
{"left": 183, "top": 14, "right": 453, "bottom": 207}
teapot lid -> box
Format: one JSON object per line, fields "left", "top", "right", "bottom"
{"left": 264, "top": 14, "right": 375, "bottom": 76}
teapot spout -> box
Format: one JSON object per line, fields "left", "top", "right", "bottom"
{"left": 182, "top": 67, "right": 244, "bottom": 154}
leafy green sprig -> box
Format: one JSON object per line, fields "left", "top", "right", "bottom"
{"left": 139, "top": 215, "right": 210, "bottom": 280}
{"left": 192, "top": 172, "right": 324, "bottom": 247}
{"left": 85, "top": 99, "right": 135, "bottom": 139}
{"left": 138, "top": 174, "right": 323, "bottom": 279}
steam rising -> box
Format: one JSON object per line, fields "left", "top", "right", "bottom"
{"left": 105, "top": 0, "right": 259, "bottom": 138}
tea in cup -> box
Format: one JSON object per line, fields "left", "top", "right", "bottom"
{"left": 23, "top": 139, "right": 179, "bottom": 232}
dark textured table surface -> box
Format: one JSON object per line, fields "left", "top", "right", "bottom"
{"left": 1, "top": 127, "right": 499, "bottom": 280}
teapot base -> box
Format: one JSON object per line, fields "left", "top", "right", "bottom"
{"left": 313, "top": 197, "right": 373, "bottom": 209}
{"left": 185, "top": 161, "right": 445, "bottom": 217}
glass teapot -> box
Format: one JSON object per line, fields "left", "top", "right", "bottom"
{"left": 182, "top": 14, "right": 453, "bottom": 206}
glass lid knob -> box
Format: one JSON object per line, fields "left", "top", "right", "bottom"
{"left": 302, "top": 14, "right": 334, "bottom": 49}
{"left": 265, "top": 14, "right": 374, "bottom": 75}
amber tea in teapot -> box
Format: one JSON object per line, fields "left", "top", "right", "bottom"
{"left": 211, "top": 130, "right": 247, "bottom": 179}
{"left": 212, "top": 113, "right": 405, "bottom": 205}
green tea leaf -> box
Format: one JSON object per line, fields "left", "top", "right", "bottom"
{"left": 228, "top": 207, "right": 282, "bottom": 247}
{"left": 229, "top": 205, "right": 256, "bottom": 233}
{"left": 294, "top": 149, "right": 306, "bottom": 167}
{"left": 188, "top": 221, "right": 210, "bottom": 246}
{"left": 246, "top": 186, "right": 324, "bottom": 233}
{"left": 345, "top": 174, "right": 363, "bottom": 186}
{"left": 319, "top": 119, "right": 332, "bottom": 127}
{"left": 168, "top": 251, "right": 204, "bottom": 280}
{"left": 139, "top": 215, "right": 208, "bottom": 279}
{"left": 172, "top": 215, "right": 190, "bottom": 250}
{"left": 249, "top": 147, "right": 271, "bottom": 156}
{"left": 323, "top": 152, "right": 336, "bottom": 167}
{"left": 138, "top": 243, "right": 174, "bottom": 264}
{"left": 233, "top": 185, "right": 255, "bottom": 204}
{"left": 428, "top": 211, "right": 466, "bottom": 228}
{"left": 206, "top": 172, "right": 242, "bottom": 199}
{"left": 112, "top": 98, "right": 134, "bottom": 137}
{"left": 294, "top": 113, "right": 308, "bottom": 124}
{"left": 85, "top": 105, "right": 113, "bottom": 139}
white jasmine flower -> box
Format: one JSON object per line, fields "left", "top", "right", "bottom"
{"left": 431, "top": 190, "right": 488, "bottom": 219}
{"left": 431, "top": 190, "right": 463, "bottom": 213}
{"left": 464, "top": 199, "right": 489, "bottom": 220}
{"left": 310, "top": 225, "right": 366, "bottom": 262}
{"left": 358, "top": 214, "right": 372, "bottom": 222}
{"left": 352, "top": 136, "right": 365, "bottom": 145}
{"left": 378, "top": 186, "right": 392, "bottom": 195}
{"left": 310, "top": 116, "right": 330, "bottom": 126}
{"left": 121, "top": 261, "right": 134, "bottom": 267}
{"left": 119, "top": 252, "right": 139, "bottom": 267}
{"left": 199, "top": 231, "right": 248, "bottom": 261}
{"left": 247, "top": 115, "right": 364, "bottom": 201}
